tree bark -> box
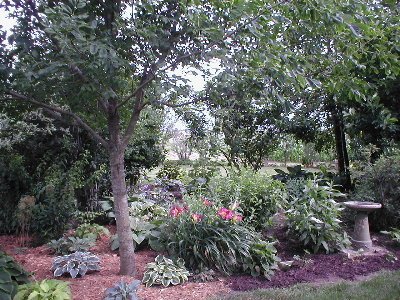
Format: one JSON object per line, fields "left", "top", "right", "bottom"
{"left": 108, "top": 109, "right": 136, "bottom": 275}
{"left": 331, "top": 104, "right": 351, "bottom": 191}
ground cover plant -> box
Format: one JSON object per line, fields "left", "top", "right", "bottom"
{"left": 14, "top": 279, "right": 71, "bottom": 300}
{"left": 104, "top": 280, "right": 140, "bottom": 300}
{"left": 47, "top": 236, "right": 96, "bottom": 255}
{"left": 52, "top": 252, "right": 100, "bottom": 278}
{"left": 142, "top": 255, "right": 190, "bottom": 287}
{"left": 0, "top": 252, "right": 30, "bottom": 300}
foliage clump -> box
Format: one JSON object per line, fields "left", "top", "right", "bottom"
{"left": 155, "top": 196, "right": 280, "bottom": 278}
{"left": 14, "top": 279, "right": 71, "bottom": 300}
{"left": 104, "top": 280, "right": 140, "bottom": 300}
{"left": 52, "top": 251, "right": 100, "bottom": 278}
{"left": 286, "top": 178, "right": 350, "bottom": 253}
{"left": 0, "top": 252, "right": 30, "bottom": 300}
{"left": 209, "top": 170, "right": 287, "bottom": 229}
{"left": 74, "top": 223, "right": 110, "bottom": 240}
{"left": 156, "top": 162, "right": 185, "bottom": 180}
{"left": 47, "top": 236, "right": 96, "bottom": 255}
{"left": 352, "top": 151, "right": 400, "bottom": 230}
{"left": 142, "top": 255, "right": 190, "bottom": 287}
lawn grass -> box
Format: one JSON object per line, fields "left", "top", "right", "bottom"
{"left": 211, "top": 270, "right": 400, "bottom": 300}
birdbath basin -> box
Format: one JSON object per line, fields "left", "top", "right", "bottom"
{"left": 343, "top": 201, "right": 382, "bottom": 249}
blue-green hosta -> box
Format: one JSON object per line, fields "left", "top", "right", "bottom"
{"left": 142, "top": 255, "right": 190, "bottom": 287}
{"left": 104, "top": 280, "right": 140, "bottom": 300}
{"left": 47, "top": 236, "right": 96, "bottom": 255}
{"left": 286, "top": 178, "right": 350, "bottom": 253}
{"left": 52, "top": 252, "right": 100, "bottom": 278}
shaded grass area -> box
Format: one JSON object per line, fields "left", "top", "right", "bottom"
{"left": 212, "top": 270, "right": 400, "bottom": 300}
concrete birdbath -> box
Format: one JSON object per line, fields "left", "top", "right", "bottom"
{"left": 343, "top": 201, "right": 382, "bottom": 249}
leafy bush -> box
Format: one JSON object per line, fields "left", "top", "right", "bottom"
{"left": 381, "top": 228, "right": 400, "bottom": 244}
{"left": 14, "top": 279, "right": 71, "bottom": 300}
{"left": 104, "top": 280, "right": 140, "bottom": 300}
{"left": 156, "top": 162, "right": 185, "bottom": 180}
{"left": 242, "top": 240, "right": 280, "bottom": 279}
{"left": 110, "top": 198, "right": 166, "bottom": 251}
{"left": 0, "top": 252, "right": 30, "bottom": 300}
{"left": 74, "top": 223, "right": 110, "bottom": 240}
{"left": 351, "top": 151, "right": 400, "bottom": 230}
{"left": 30, "top": 185, "right": 76, "bottom": 243}
{"left": 142, "top": 255, "right": 190, "bottom": 287}
{"left": 272, "top": 165, "right": 313, "bottom": 182}
{"left": 156, "top": 196, "right": 280, "bottom": 278}
{"left": 209, "top": 170, "right": 287, "bottom": 229}
{"left": 75, "top": 211, "right": 106, "bottom": 225}
{"left": 47, "top": 236, "right": 96, "bottom": 255}
{"left": 52, "top": 252, "right": 100, "bottom": 278}
{"left": 286, "top": 178, "right": 350, "bottom": 253}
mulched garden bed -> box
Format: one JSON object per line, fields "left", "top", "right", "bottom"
{"left": 1, "top": 225, "right": 400, "bottom": 300}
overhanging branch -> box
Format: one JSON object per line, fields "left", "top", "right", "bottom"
{"left": 5, "top": 91, "right": 108, "bottom": 148}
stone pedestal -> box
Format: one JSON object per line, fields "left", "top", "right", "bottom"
{"left": 343, "top": 201, "right": 382, "bottom": 250}
{"left": 351, "top": 211, "right": 372, "bottom": 249}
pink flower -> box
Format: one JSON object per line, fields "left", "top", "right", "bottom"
{"left": 191, "top": 213, "right": 203, "bottom": 223}
{"left": 232, "top": 213, "right": 243, "bottom": 222}
{"left": 169, "top": 205, "right": 185, "bottom": 218}
{"left": 202, "top": 197, "right": 213, "bottom": 207}
{"left": 217, "top": 207, "right": 234, "bottom": 220}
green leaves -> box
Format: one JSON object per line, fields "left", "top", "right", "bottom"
{"left": 14, "top": 279, "right": 71, "bottom": 300}
{"left": 52, "top": 251, "right": 100, "bottom": 278}
{"left": 142, "top": 255, "right": 190, "bottom": 287}
{"left": 285, "top": 178, "right": 350, "bottom": 254}
{"left": 0, "top": 252, "right": 30, "bottom": 300}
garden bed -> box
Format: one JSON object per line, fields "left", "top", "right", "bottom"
{"left": 1, "top": 226, "right": 400, "bottom": 300}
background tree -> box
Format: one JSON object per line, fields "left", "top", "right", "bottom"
{"left": 0, "top": 0, "right": 282, "bottom": 274}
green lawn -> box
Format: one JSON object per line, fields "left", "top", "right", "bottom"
{"left": 211, "top": 270, "right": 400, "bottom": 300}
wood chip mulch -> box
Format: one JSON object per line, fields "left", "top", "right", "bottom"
{"left": 1, "top": 225, "right": 400, "bottom": 300}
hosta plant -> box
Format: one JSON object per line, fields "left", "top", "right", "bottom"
{"left": 286, "top": 178, "right": 350, "bottom": 253}
{"left": 14, "top": 279, "right": 71, "bottom": 300}
{"left": 47, "top": 236, "right": 96, "bottom": 255}
{"left": 142, "top": 255, "right": 190, "bottom": 287}
{"left": 104, "top": 280, "right": 140, "bottom": 300}
{"left": 0, "top": 252, "right": 30, "bottom": 300}
{"left": 74, "top": 223, "right": 110, "bottom": 240}
{"left": 52, "top": 252, "right": 100, "bottom": 278}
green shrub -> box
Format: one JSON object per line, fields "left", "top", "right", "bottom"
{"left": 286, "top": 178, "right": 350, "bottom": 253}
{"left": 0, "top": 252, "right": 30, "bottom": 300}
{"left": 74, "top": 223, "right": 110, "bottom": 240}
{"left": 52, "top": 252, "right": 100, "bottom": 278}
{"left": 30, "top": 184, "right": 75, "bottom": 243}
{"left": 142, "top": 255, "right": 190, "bottom": 287}
{"left": 104, "top": 280, "right": 140, "bottom": 300}
{"left": 381, "top": 228, "right": 400, "bottom": 244}
{"left": 352, "top": 151, "right": 400, "bottom": 230}
{"left": 109, "top": 198, "right": 166, "bottom": 251}
{"left": 209, "top": 170, "right": 287, "bottom": 229}
{"left": 156, "top": 162, "right": 185, "bottom": 180}
{"left": 156, "top": 196, "right": 280, "bottom": 277}
{"left": 75, "top": 211, "right": 106, "bottom": 225}
{"left": 47, "top": 236, "right": 96, "bottom": 255}
{"left": 14, "top": 279, "right": 71, "bottom": 300}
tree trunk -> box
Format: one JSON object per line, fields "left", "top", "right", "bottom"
{"left": 108, "top": 112, "right": 136, "bottom": 275}
{"left": 331, "top": 105, "right": 351, "bottom": 191}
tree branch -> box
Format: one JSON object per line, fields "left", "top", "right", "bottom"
{"left": 117, "top": 0, "right": 290, "bottom": 110}
{"left": 5, "top": 91, "right": 108, "bottom": 148}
